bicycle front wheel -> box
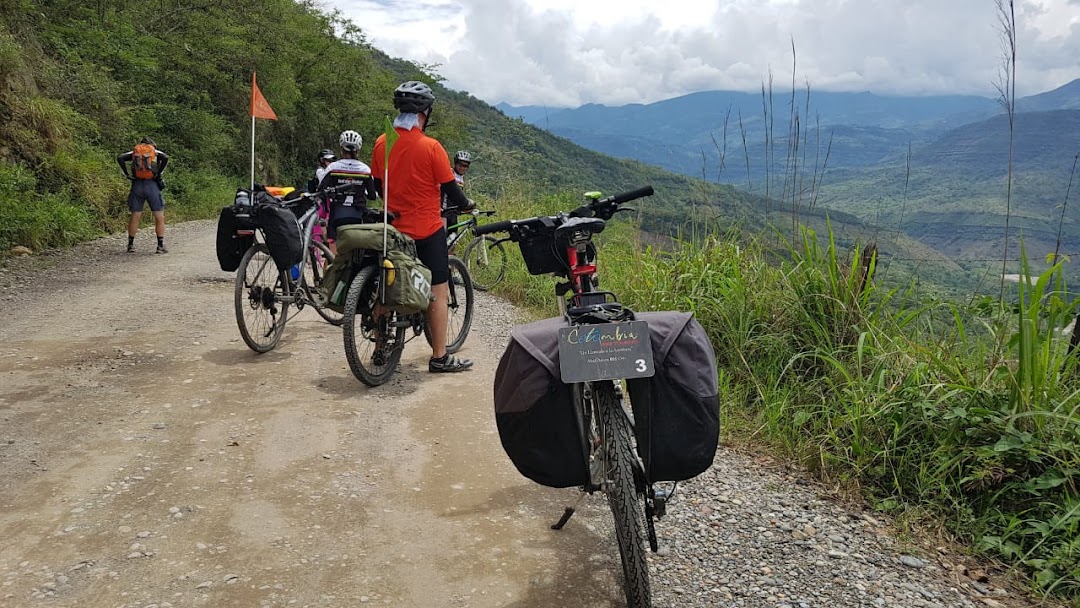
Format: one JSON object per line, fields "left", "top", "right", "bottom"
{"left": 342, "top": 265, "right": 406, "bottom": 387}
{"left": 234, "top": 243, "right": 290, "bottom": 353}
{"left": 462, "top": 235, "right": 507, "bottom": 291}
{"left": 424, "top": 256, "right": 474, "bottom": 354}
{"left": 305, "top": 239, "right": 343, "bottom": 326}
{"left": 597, "top": 382, "right": 652, "bottom": 608}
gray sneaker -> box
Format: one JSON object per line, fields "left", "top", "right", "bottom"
{"left": 156, "top": 244, "right": 169, "bottom": 254}
{"left": 429, "top": 354, "right": 473, "bottom": 373}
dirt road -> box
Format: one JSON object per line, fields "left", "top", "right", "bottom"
{"left": 0, "top": 222, "right": 629, "bottom": 607}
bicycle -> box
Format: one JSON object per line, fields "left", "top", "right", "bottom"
{"left": 233, "top": 185, "right": 349, "bottom": 353}
{"left": 477, "top": 185, "right": 666, "bottom": 608}
{"left": 445, "top": 208, "right": 508, "bottom": 292}
{"left": 338, "top": 213, "right": 475, "bottom": 387}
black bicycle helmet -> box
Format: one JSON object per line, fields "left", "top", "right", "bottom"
{"left": 318, "top": 148, "right": 336, "bottom": 162}
{"left": 393, "top": 80, "right": 435, "bottom": 114}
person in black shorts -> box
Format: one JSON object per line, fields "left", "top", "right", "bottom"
{"left": 118, "top": 137, "right": 170, "bottom": 253}
{"left": 370, "top": 81, "right": 473, "bottom": 373}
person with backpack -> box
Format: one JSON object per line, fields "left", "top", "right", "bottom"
{"left": 117, "top": 137, "right": 170, "bottom": 253}
{"left": 370, "top": 81, "right": 473, "bottom": 373}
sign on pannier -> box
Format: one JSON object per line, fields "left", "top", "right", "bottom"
{"left": 494, "top": 317, "right": 589, "bottom": 488}
{"left": 624, "top": 311, "right": 719, "bottom": 482}
{"left": 257, "top": 204, "right": 303, "bottom": 271}
{"left": 215, "top": 205, "right": 254, "bottom": 272}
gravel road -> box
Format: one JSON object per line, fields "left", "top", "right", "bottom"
{"left": 0, "top": 222, "right": 1055, "bottom": 608}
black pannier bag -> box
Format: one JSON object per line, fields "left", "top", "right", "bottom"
{"left": 494, "top": 317, "right": 589, "bottom": 488}
{"left": 625, "top": 311, "right": 719, "bottom": 482}
{"left": 215, "top": 205, "right": 254, "bottom": 272}
{"left": 257, "top": 203, "right": 303, "bottom": 271}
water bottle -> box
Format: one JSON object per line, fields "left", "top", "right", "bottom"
{"left": 331, "top": 278, "right": 348, "bottom": 305}
{"left": 290, "top": 264, "right": 300, "bottom": 281}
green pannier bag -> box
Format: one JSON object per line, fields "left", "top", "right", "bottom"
{"left": 335, "top": 223, "right": 414, "bottom": 256}
{"left": 321, "top": 223, "right": 432, "bottom": 315}
{"left": 319, "top": 254, "right": 351, "bottom": 313}
{"left": 384, "top": 248, "right": 433, "bottom": 314}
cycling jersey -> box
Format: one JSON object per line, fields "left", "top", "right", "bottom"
{"left": 317, "top": 158, "right": 377, "bottom": 228}
{"left": 370, "top": 128, "right": 455, "bottom": 240}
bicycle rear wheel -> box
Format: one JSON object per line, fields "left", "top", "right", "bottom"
{"left": 597, "top": 382, "right": 652, "bottom": 608}
{"left": 305, "top": 240, "right": 343, "bottom": 326}
{"left": 342, "top": 265, "right": 406, "bottom": 386}
{"left": 234, "top": 243, "right": 290, "bottom": 353}
{"left": 424, "top": 256, "right": 474, "bottom": 354}
{"left": 463, "top": 235, "right": 507, "bottom": 291}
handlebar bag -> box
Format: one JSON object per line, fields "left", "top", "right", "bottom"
{"left": 215, "top": 205, "right": 254, "bottom": 272}
{"left": 494, "top": 317, "right": 590, "bottom": 488}
{"left": 257, "top": 203, "right": 303, "bottom": 271}
{"left": 625, "top": 311, "right": 719, "bottom": 482}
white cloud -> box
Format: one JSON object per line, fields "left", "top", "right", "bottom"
{"left": 329, "top": 0, "right": 1080, "bottom": 106}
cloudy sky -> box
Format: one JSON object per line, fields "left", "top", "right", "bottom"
{"left": 327, "top": 0, "right": 1080, "bottom": 107}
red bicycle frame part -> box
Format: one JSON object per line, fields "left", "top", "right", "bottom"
{"left": 566, "top": 246, "right": 597, "bottom": 297}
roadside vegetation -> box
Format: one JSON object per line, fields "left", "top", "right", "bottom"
{"left": 483, "top": 187, "right": 1080, "bottom": 600}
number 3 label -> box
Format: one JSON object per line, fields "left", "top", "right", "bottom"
{"left": 635, "top": 359, "right": 648, "bottom": 373}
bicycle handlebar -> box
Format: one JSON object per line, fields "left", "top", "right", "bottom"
{"left": 474, "top": 219, "right": 513, "bottom": 236}
{"left": 473, "top": 185, "right": 654, "bottom": 237}
{"left": 602, "top": 185, "right": 654, "bottom": 207}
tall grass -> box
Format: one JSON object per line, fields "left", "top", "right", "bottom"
{"left": 486, "top": 187, "right": 1080, "bottom": 598}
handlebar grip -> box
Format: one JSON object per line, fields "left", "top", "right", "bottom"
{"left": 474, "top": 219, "right": 513, "bottom": 236}
{"left": 606, "top": 185, "right": 654, "bottom": 206}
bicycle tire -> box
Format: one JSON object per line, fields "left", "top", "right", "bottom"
{"left": 234, "top": 243, "right": 290, "bottom": 353}
{"left": 597, "top": 382, "right": 652, "bottom": 608}
{"left": 423, "top": 256, "right": 474, "bottom": 354}
{"left": 342, "top": 265, "right": 405, "bottom": 387}
{"left": 462, "top": 235, "right": 507, "bottom": 292}
{"left": 305, "top": 240, "right": 343, "bottom": 326}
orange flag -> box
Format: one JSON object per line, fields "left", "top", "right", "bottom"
{"left": 250, "top": 73, "right": 277, "bottom": 120}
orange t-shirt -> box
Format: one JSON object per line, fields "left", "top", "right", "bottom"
{"left": 370, "top": 128, "right": 455, "bottom": 240}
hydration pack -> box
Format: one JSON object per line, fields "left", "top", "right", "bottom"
{"left": 132, "top": 143, "right": 158, "bottom": 180}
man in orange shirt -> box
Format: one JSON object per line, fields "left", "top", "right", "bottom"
{"left": 371, "top": 81, "right": 473, "bottom": 373}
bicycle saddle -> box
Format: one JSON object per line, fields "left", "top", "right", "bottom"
{"left": 555, "top": 217, "right": 606, "bottom": 242}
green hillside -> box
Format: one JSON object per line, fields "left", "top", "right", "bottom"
{"left": 0, "top": 0, "right": 753, "bottom": 253}
{"left": 819, "top": 110, "right": 1080, "bottom": 269}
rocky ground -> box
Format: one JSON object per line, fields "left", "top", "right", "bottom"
{"left": 0, "top": 222, "right": 1059, "bottom": 607}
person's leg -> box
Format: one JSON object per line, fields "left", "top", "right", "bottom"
{"left": 147, "top": 184, "right": 167, "bottom": 253}
{"left": 127, "top": 185, "right": 143, "bottom": 252}
{"left": 427, "top": 282, "right": 450, "bottom": 358}
{"left": 413, "top": 228, "right": 471, "bottom": 372}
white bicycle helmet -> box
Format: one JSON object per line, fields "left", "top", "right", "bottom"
{"left": 339, "top": 130, "right": 363, "bottom": 152}
{"left": 454, "top": 150, "right": 472, "bottom": 164}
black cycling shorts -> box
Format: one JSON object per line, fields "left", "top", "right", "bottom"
{"left": 414, "top": 228, "right": 449, "bottom": 286}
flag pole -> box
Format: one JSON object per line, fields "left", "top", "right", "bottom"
{"left": 250, "top": 114, "right": 256, "bottom": 191}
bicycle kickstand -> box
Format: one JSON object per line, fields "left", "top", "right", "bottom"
{"left": 551, "top": 493, "right": 589, "bottom": 530}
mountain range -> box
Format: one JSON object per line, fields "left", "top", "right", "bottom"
{"left": 498, "top": 79, "right": 1080, "bottom": 270}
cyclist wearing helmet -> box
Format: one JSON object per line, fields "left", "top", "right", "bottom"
{"left": 306, "top": 149, "right": 338, "bottom": 245}
{"left": 315, "top": 149, "right": 336, "bottom": 184}
{"left": 442, "top": 149, "right": 476, "bottom": 239}
{"left": 370, "top": 80, "right": 473, "bottom": 373}
{"left": 318, "top": 130, "right": 377, "bottom": 250}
